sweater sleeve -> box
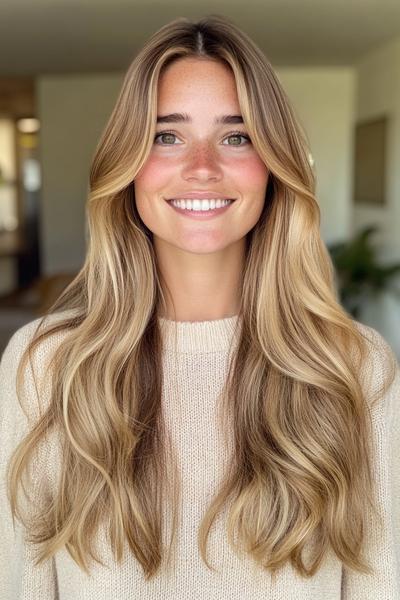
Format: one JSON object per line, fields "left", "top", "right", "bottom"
{"left": 341, "top": 323, "right": 400, "bottom": 599}
{"left": 0, "top": 320, "right": 59, "bottom": 600}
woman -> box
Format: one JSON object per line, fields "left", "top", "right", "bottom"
{"left": 1, "top": 14, "right": 399, "bottom": 600}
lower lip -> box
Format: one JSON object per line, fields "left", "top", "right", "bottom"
{"left": 166, "top": 200, "right": 235, "bottom": 219}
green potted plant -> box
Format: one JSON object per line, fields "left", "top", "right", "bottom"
{"left": 327, "top": 225, "right": 400, "bottom": 318}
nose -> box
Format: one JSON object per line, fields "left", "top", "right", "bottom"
{"left": 181, "top": 140, "right": 223, "bottom": 183}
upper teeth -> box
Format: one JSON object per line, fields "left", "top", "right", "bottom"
{"left": 170, "top": 198, "right": 232, "bottom": 210}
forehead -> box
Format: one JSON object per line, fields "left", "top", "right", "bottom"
{"left": 157, "top": 57, "right": 241, "bottom": 112}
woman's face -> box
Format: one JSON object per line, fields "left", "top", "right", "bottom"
{"left": 134, "top": 57, "right": 269, "bottom": 255}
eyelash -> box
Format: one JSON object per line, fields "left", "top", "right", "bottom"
{"left": 153, "top": 130, "right": 251, "bottom": 146}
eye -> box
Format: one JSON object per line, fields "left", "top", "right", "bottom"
{"left": 222, "top": 132, "right": 251, "bottom": 146}
{"left": 154, "top": 131, "right": 182, "bottom": 145}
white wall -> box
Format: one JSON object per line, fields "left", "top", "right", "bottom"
{"left": 354, "top": 36, "right": 400, "bottom": 356}
{"left": 277, "top": 68, "right": 355, "bottom": 245}
{"left": 37, "top": 73, "right": 123, "bottom": 274}
{"left": 354, "top": 36, "right": 400, "bottom": 257}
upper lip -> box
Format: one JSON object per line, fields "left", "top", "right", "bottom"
{"left": 166, "top": 192, "right": 235, "bottom": 200}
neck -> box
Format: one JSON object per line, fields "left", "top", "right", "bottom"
{"left": 154, "top": 237, "right": 245, "bottom": 322}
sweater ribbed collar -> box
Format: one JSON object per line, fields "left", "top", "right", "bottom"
{"left": 158, "top": 314, "right": 241, "bottom": 353}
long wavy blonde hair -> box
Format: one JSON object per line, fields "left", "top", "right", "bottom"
{"left": 6, "top": 13, "right": 396, "bottom": 582}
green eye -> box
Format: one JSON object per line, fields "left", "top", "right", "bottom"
{"left": 223, "top": 133, "right": 251, "bottom": 146}
{"left": 154, "top": 132, "right": 178, "bottom": 145}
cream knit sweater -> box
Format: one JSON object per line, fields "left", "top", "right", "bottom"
{"left": 0, "top": 312, "right": 399, "bottom": 599}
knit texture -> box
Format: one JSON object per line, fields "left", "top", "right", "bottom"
{"left": 0, "top": 312, "right": 399, "bottom": 599}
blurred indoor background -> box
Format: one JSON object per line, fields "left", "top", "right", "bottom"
{"left": 1, "top": 0, "right": 400, "bottom": 356}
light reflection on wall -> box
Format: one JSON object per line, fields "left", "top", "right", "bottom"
{"left": 0, "top": 118, "right": 41, "bottom": 233}
{"left": 0, "top": 118, "right": 18, "bottom": 232}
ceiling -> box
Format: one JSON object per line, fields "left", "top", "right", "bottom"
{"left": 1, "top": 0, "right": 400, "bottom": 76}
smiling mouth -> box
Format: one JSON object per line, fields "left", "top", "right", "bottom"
{"left": 168, "top": 198, "right": 234, "bottom": 213}
{"left": 166, "top": 198, "right": 235, "bottom": 210}
{"left": 165, "top": 197, "right": 236, "bottom": 217}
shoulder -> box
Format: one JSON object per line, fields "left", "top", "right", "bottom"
{"left": 352, "top": 320, "right": 398, "bottom": 380}
{"left": 1, "top": 310, "right": 74, "bottom": 372}
{"left": 352, "top": 320, "right": 399, "bottom": 419}
{"left": 353, "top": 320, "right": 395, "bottom": 353}
{"left": 0, "top": 310, "right": 76, "bottom": 421}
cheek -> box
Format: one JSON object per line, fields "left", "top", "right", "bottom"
{"left": 231, "top": 156, "right": 269, "bottom": 227}
{"left": 230, "top": 155, "right": 269, "bottom": 192}
{"left": 135, "top": 154, "right": 173, "bottom": 194}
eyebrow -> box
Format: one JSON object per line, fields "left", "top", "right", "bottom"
{"left": 156, "top": 112, "right": 244, "bottom": 125}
